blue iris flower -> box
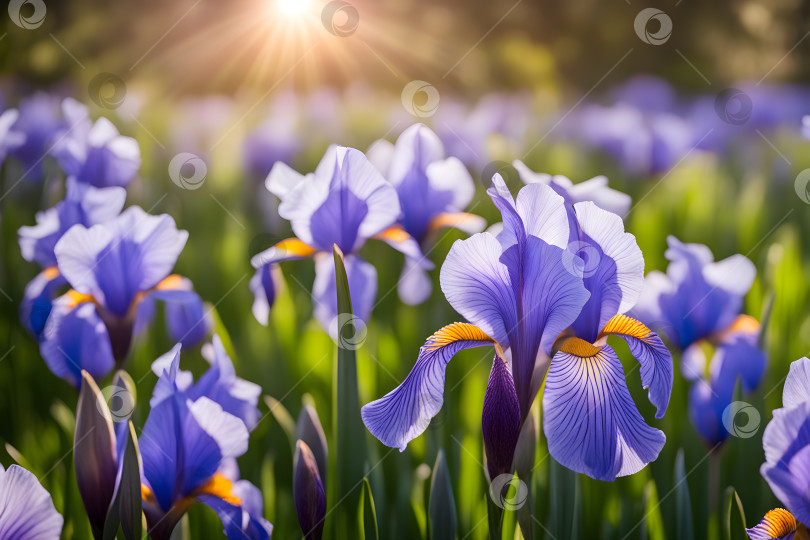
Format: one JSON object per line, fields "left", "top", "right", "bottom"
{"left": 362, "top": 174, "right": 673, "bottom": 481}
{"left": 366, "top": 124, "right": 485, "bottom": 305}
{"left": 40, "top": 206, "right": 209, "bottom": 386}
{"left": 0, "top": 463, "right": 63, "bottom": 539}
{"left": 746, "top": 357, "right": 810, "bottom": 539}
{"left": 250, "top": 145, "right": 428, "bottom": 335}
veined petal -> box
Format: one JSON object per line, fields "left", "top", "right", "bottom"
{"left": 0, "top": 464, "right": 63, "bottom": 540}
{"left": 762, "top": 445, "right": 810, "bottom": 527}
{"left": 362, "top": 323, "right": 496, "bottom": 450}
{"left": 746, "top": 509, "right": 801, "bottom": 540}
{"left": 783, "top": 357, "right": 810, "bottom": 410}
{"left": 440, "top": 232, "right": 514, "bottom": 347}
{"left": 542, "top": 344, "right": 666, "bottom": 481}
{"left": 599, "top": 314, "right": 673, "bottom": 418}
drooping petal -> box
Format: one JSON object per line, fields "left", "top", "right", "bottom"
{"left": 397, "top": 258, "right": 433, "bottom": 306}
{"left": 20, "top": 268, "right": 66, "bottom": 338}
{"left": 198, "top": 486, "right": 273, "bottom": 540}
{"left": 599, "top": 314, "right": 673, "bottom": 418}
{"left": 783, "top": 357, "right": 810, "bottom": 409}
{"left": 746, "top": 508, "right": 800, "bottom": 540}
{"left": 569, "top": 201, "right": 645, "bottom": 341}
{"left": 763, "top": 401, "right": 810, "bottom": 473}
{"left": 372, "top": 225, "right": 432, "bottom": 266}
{"left": 40, "top": 299, "right": 115, "bottom": 386}
{"left": 249, "top": 264, "right": 280, "bottom": 326}
{"left": 762, "top": 445, "right": 810, "bottom": 528}
{"left": 542, "top": 343, "right": 666, "bottom": 481}
{"left": 427, "top": 212, "right": 487, "bottom": 237}
{"left": 0, "top": 464, "right": 63, "bottom": 540}
{"left": 710, "top": 318, "right": 766, "bottom": 395}
{"left": 249, "top": 238, "right": 317, "bottom": 268}
{"left": 440, "top": 232, "right": 515, "bottom": 348}
{"left": 680, "top": 342, "right": 707, "bottom": 382}
{"left": 687, "top": 378, "right": 731, "bottom": 446}
{"left": 482, "top": 357, "right": 521, "bottom": 481}
{"left": 362, "top": 323, "right": 496, "bottom": 450}
{"left": 311, "top": 254, "right": 377, "bottom": 337}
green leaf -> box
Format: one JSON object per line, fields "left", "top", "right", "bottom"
{"left": 546, "top": 458, "right": 579, "bottom": 540}
{"left": 332, "top": 245, "right": 367, "bottom": 537}
{"left": 643, "top": 480, "right": 666, "bottom": 540}
{"left": 102, "top": 422, "right": 143, "bottom": 540}
{"left": 263, "top": 395, "right": 297, "bottom": 454}
{"left": 723, "top": 487, "right": 747, "bottom": 540}
{"left": 758, "top": 292, "right": 775, "bottom": 351}
{"left": 359, "top": 477, "right": 379, "bottom": 540}
{"left": 674, "top": 449, "right": 694, "bottom": 540}
{"left": 429, "top": 449, "right": 457, "bottom": 540}
{"left": 209, "top": 304, "right": 237, "bottom": 360}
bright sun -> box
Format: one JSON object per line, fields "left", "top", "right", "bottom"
{"left": 275, "top": 0, "right": 313, "bottom": 17}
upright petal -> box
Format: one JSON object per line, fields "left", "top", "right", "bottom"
{"left": 362, "top": 323, "right": 496, "bottom": 450}
{"left": 762, "top": 445, "right": 810, "bottom": 527}
{"left": 543, "top": 344, "right": 666, "bottom": 481}
{"left": 783, "top": 357, "right": 810, "bottom": 409}
{"left": 0, "top": 464, "right": 63, "bottom": 540}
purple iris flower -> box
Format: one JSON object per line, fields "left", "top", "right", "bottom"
{"left": 0, "top": 108, "right": 24, "bottom": 164}
{"left": 18, "top": 178, "right": 126, "bottom": 337}
{"left": 6, "top": 92, "right": 65, "bottom": 180}
{"left": 366, "top": 124, "right": 485, "bottom": 305}
{"left": 251, "top": 145, "right": 426, "bottom": 333}
{"left": 362, "top": 175, "right": 673, "bottom": 481}
{"left": 633, "top": 236, "right": 765, "bottom": 445}
{"left": 140, "top": 345, "right": 271, "bottom": 540}
{"left": 746, "top": 357, "right": 810, "bottom": 539}
{"left": 50, "top": 98, "right": 141, "bottom": 188}
{"left": 0, "top": 463, "right": 63, "bottom": 539}
{"left": 40, "top": 206, "right": 209, "bottom": 386}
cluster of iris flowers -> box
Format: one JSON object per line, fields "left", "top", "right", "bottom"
{"left": 0, "top": 83, "right": 796, "bottom": 540}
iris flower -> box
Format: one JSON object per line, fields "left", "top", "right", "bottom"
{"left": 0, "top": 463, "right": 63, "bottom": 539}
{"left": 633, "top": 236, "right": 765, "bottom": 445}
{"left": 6, "top": 92, "right": 65, "bottom": 180}
{"left": 367, "top": 123, "right": 485, "bottom": 305}
{"left": 140, "top": 343, "right": 271, "bottom": 539}
{"left": 40, "top": 206, "right": 208, "bottom": 386}
{"left": 251, "top": 145, "right": 425, "bottom": 333}
{"left": 18, "top": 177, "right": 126, "bottom": 337}
{"left": 362, "top": 175, "right": 673, "bottom": 481}
{"left": 50, "top": 98, "right": 141, "bottom": 188}
{"left": 747, "top": 357, "right": 810, "bottom": 539}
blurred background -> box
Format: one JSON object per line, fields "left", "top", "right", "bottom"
{"left": 2, "top": 0, "right": 810, "bottom": 538}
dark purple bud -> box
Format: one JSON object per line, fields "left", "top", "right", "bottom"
{"left": 294, "top": 440, "right": 326, "bottom": 540}
{"left": 296, "top": 403, "right": 328, "bottom": 487}
{"left": 75, "top": 370, "right": 119, "bottom": 539}
{"left": 482, "top": 357, "right": 521, "bottom": 481}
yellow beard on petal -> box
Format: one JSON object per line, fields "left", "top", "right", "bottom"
{"left": 556, "top": 336, "right": 601, "bottom": 357}
{"left": 599, "top": 314, "right": 652, "bottom": 341}
{"left": 424, "top": 322, "right": 495, "bottom": 351}
{"left": 194, "top": 473, "right": 242, "bottom": 506}
{"left": 760, "top": 508, "right": 798, "bottom": 538}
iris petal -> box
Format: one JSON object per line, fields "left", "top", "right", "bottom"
{"left": 783, "top": 357, "right": 810, "bottom": 409}
{"left": 746, "top": 509, "right": 800, "bottom": 540}
{"left": 361, "top": 322, "right": 496, "bottom": 450}
{"left": 311, "top": 254, "right": 377, "bottom": 337}
{"left": 542, "top": 345, "right": 666, "bottom": 481}
{"left": 0, "top": 464, "right": 63, "bottom": 540}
